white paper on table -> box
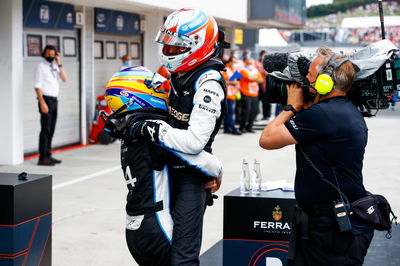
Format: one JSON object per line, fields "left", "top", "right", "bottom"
{"left": 261, "top": 180, "right": 294, "bottom": 192}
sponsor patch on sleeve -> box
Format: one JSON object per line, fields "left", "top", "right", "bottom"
{"left": 198, "top": 104, "right": 216, "bottom": 114}
{"left": 203, "top": 95, "right": 211, "bottom": 103}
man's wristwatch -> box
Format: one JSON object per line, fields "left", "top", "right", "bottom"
{"left": 283, "top": 104, "right": 298, "bottom": 116}
{"left": 58, "top": 64, "right": 63, "bottom": 68}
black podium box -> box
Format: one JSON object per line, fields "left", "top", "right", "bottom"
{"left": 223, "top": 188, "right": 297, "bottom": 266}
{"left": 0, "top": 173, "right": 52, "bottom": 266}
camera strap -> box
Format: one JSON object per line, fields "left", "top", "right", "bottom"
{"left": 300, "top": 146, "right": 355, "bottom": 232}
{"left": 299, "top": 147, "right": 350, "bottom": 205}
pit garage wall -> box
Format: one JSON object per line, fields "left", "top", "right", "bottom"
{"left": 22, "top": 0, "right": 82, "bottom": 155}
{"left": 93, "top": 34, "right": 142, "bottom": 98}
{"left": 22, "top": 28, "right": 81, "bottom": 154}
{"left": 0, "top": 0, "right": 24, "bottom": 165}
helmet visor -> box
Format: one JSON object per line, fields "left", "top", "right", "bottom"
{"left": 155, "top": 28, "right": 191, "bottom": 47}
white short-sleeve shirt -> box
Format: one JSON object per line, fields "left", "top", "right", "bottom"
{"left": 34, "top": 59, "right": 60, "bottom": 97}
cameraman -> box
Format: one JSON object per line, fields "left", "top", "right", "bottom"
{"left": 259, "top": 46, "right": 374, "bottom": 265}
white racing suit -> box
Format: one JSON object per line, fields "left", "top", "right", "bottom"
{"left": 149, "top": 58, "right": 227, "bottom": 265}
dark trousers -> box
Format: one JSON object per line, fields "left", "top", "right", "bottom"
{"left": 126, "top": 214, "right": 171, "bottom": 266}
{"left": 224, "top": 99, "right": 236, "bottom": 132}
{"left": 235, "top": 98, "right": 242, "bottom": 124}
{"left": 288, "top": 207, "right": 374, "bottom": 266}
{"left": 170, "top": 170, "right": 209, "bottom": 266}
{"left": 239, "top": 95, "right": 258, "bottom": 131}
{"left": 258, "top": 84, "right": 271, "bottom": 119}
{"left": 38, "top": 96, "right": 58, "bottom": 160}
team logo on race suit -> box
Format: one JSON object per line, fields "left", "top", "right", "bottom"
{"left": 198, "top": 73, "right": 211, "bottom": 85}
{"left": 40, "top": 5, "right": 50, "bottom": 24}
{"left": 203, "top": 95, "right": 211, "bottom": 103}
{"left": 169, "top": 106, "right": 190, "bottom": 121}
{"left": 272, "top": 205, "right": 282, "bottom": 221}
{"left": 199, "top": 104, "right": 216, "bottom": 114}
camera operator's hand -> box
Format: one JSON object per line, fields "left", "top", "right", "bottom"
{"left": 286, "top": 82, "right": 304, "bottom": 112}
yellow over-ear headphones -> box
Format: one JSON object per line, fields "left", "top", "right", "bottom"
{"left": 315, "top": 53, "right": 349, "bottom": 95}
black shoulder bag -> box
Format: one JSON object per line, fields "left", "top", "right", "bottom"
{"left": 351, "top": 192, "right": 397, "bottom": 238}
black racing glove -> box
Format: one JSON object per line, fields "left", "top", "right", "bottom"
{"left": 103, "top": 118, "right": 123, "bottom": 139}
{"left": 207, "top": 193, "right": 219, "bottom": 207}
{"left": 124, "top": 120, "right": 161, "bottom": 143}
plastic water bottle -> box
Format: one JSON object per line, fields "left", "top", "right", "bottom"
{"left": 251, "top": 159, "right": 262, "bottom": 194}
{"left": 240, "top": 159, "right": 250, "bottom": 194}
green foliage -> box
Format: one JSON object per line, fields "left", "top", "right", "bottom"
{"left": 307, "top": 0, "right": 379, "bottom": 18}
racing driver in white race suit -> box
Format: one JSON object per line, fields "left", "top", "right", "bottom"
{"left": 126, "top": 8, "right": 229, "bottom": 265}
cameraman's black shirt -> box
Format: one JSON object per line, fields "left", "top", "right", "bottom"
{"left": 284, "top": 96, "right": 368, "bottom": 208}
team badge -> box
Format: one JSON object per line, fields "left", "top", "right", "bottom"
{"left": 272, "top": 205, "right": 282, "bottom": 221}
{"left": 203, "top": 95, "right": 211, "bottom": 103}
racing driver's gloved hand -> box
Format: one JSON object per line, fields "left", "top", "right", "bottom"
{"left": 124, "top": 120, "right": 161, "bottom": 143}
{"left": 103, "top": 118, "right": 123, "bottom": 139}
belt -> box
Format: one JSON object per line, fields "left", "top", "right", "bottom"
{"left": 304, "top": 203, "right": 335, "bottom": 219}
{"left": 43, "top": 95, "right": 57, "bottom": 100}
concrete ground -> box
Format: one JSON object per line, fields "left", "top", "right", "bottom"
{"left": 1, "top": 109, "right": 399, "bottom": 265}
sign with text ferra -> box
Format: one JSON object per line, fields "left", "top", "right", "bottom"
{"left": 95, "top": 8, "right": 140, "bottom": 36}
{"left": 223, "top": 188, "right": 297, "bottom": 266}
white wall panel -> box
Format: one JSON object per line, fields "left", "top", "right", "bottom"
{"left": 22, "top": 30, "right": 80, "bottom": 154}
{"left": 93, "top": 34, "right": 142, "bottom": 98}
{"left": 0, "top": 0, "right": 23, "bottom": 165}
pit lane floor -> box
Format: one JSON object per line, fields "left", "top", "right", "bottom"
{"left": 1, "top": 109, "right": 399, "bottom": 265}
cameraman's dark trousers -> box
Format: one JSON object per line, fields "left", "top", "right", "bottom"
{"left": 287, "top": 205, "right": 374, "bottom": 266}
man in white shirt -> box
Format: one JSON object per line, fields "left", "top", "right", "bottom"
{"left": 34, "top": 45, "right": 68, "bottom": 166}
